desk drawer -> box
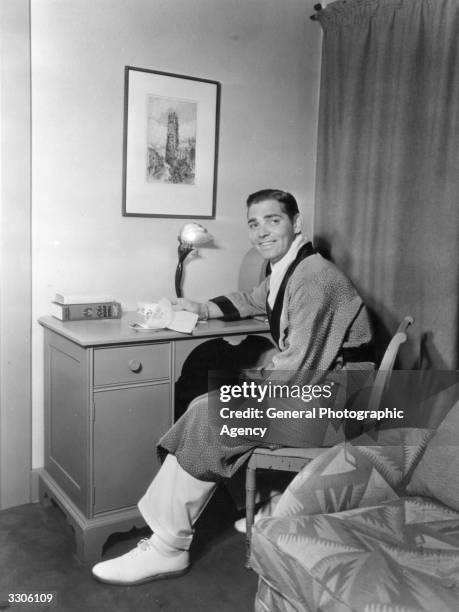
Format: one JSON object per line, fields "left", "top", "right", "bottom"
{"left": 94, "top": 343, "right": 170, "bottom": 386}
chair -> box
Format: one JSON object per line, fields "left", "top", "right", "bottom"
{"left": 251, "top": 406, "right": 459, "bottom": 611}
{"left": 244, "top": 315, "right": 414, "bottom": 566}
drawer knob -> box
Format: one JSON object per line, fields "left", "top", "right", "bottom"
{"left": 128, "top": 359, "right": 142, "bottom": 373}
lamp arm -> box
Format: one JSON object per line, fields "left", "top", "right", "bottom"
{"left": 175, "top": 243, "right": 194, "bottom": 298}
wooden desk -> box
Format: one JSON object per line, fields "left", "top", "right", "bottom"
{"left": 38, "top": 313, "right": 270, "bottom": 564}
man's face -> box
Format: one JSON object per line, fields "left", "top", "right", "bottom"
{"left": 247, "top": 199, "right": 300, "bottom": 264}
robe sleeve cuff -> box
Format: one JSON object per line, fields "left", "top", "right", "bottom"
{"left": 209, "top": 296, "right": 241, "bottom": 321}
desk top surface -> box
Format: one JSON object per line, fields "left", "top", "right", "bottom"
{"left": 38, "top": 313, "right": 270, "bottom": 347}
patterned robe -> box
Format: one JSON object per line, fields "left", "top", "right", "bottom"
{"left": 159, "top": 244, "right": 374, "bottom": 481}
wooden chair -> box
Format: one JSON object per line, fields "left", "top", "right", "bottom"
{"left": 244, "top": 315, "right": 415, "bottom": 566}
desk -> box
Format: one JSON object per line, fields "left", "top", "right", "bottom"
{"left": 38, "top": 313, "right": 270, "bottom": 564}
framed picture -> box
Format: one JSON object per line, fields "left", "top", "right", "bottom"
{"left": 122, "top": 66, "right": 220, "bottom": 218}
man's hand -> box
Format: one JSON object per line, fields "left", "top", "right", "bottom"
{"left": 172, "top": 298, "right": 223, "bottom": 320}
{"left": 172, "top": 298, "right": 202, "bottom": 316}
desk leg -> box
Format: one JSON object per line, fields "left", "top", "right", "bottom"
{"left": 38, "top": 471, "right": 146, "bottom": 565}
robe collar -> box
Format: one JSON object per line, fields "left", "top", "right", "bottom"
{"left": 266, "top": 240, "right": 316, "bottom": 347}
{"left": 267, "top": 234, "right": 306, "bottom": 309}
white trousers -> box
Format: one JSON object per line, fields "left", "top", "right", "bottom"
{"left": 138, "top": 454, "right": 216, "bottom": 550}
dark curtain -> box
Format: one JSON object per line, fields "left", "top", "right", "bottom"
{"left": 314, "top": 0, "right": 459, "bottom": 368}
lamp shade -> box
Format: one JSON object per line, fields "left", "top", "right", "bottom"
{"left": 178, "top": 222, "right": 213, "bottom": 247}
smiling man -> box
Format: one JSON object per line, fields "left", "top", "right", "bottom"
{"left": 249, "top": 193, "right": 301, "bottom": 261}
{"left": 92, "top": 189, "right": 373, "bottom": 586}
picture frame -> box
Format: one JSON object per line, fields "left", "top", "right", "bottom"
{"left": 122, "top": 66, "right": 220, "bottom": 219}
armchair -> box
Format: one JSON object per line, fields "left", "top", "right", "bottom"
{"left": 250, "top": 417, "right": 459, "bottom": 612}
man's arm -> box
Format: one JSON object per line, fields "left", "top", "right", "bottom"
{"left": 173, "top": 278, "right": 269, "bottom": 321}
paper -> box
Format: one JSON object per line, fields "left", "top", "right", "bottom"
{"left": 136, "top": 298, "right": 198, "bottom": 334}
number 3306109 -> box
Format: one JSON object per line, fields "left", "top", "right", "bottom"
{"left": 7, "top": 592, "right": 56, "bottom": 604}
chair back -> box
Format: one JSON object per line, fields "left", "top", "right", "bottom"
{"left": 238, "top": 247, "right": 269, "bottom": 291}
{"left": 367, "top": 316, "right": 414, "bottom": 412}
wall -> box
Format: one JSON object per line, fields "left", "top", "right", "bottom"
{"left": 31, "top": 0, "right": 322, "bottom": 468}
{"left": 0, "top": 0, "right": 32, "bottom": 508}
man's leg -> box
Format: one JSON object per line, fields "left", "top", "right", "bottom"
{"left": 92, "top": 454, "right": 216, "bottom": 585}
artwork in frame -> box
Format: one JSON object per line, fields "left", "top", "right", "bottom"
{"left": 122, "top": 66, "right": 220, "bottom": 218}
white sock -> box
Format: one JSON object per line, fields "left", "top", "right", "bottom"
{"left": 150, "top": 533, "right": 186, "bottom": 557}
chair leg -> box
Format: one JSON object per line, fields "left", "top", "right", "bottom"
{"left": 245, "top": 464, "right": 256, "bottom": 569}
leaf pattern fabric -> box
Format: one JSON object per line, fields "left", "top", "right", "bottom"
{"left": 251, "top": 428, "right": 459, "bottom": 612}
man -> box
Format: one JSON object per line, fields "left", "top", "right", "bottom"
{"left": 92, "top": 189, "right": 373, "bottom": 585}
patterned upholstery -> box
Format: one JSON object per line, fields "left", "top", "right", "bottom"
{"left": 251, "top": 428, "right": 459, "bottom": 612}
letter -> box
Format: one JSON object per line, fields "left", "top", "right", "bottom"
{"left": 220, "top": 424, "right": 230, "bottom": 435}
{"left": 220, "top": 385, "right": 231, "bottom": 403}
{"left": 258, "top": 428, "right": 267, "bottom": 437}
{"left": 220, "top": 407, "right": 229, "bottom": 418}
{"left": 322, "top": 384, "right": 332, "bottom": 399}
{"left": 248, "top": 381, "right": 257, "bottom": 398}
{"left": 319, "top": 407, "right": 328, "bottom": 418}
{"left": 232, "top": 386, "right": 242, "bottom": 398}
{"left": 273, "top": 384, "right": 289, "bottom": 398}
{"left": 257, "top": 384, "right": 268, "bottom": 403}
{"left": 301, "top": 385, "right": 312, "bottom": 402}
{"left": 240, "top": 381, "right": 250, "bottom": 397}
{"left": 311, "top": 385, "right": 322, "bottom": 398}
{"left": 290, "top": 385, "right": 301, "bottom": 399}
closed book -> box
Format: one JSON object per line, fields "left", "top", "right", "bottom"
{"left": 51, "top": 301, "right": 122, "bottom": 321}
{"left": 54, "top": 292, "right": 116, "bottom": 305}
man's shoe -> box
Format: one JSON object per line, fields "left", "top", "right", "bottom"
{"left": 234, "top": 495, "right": 282, "bottom": 533}
{"left": 234, "top": 512, "right": 262, "bottom": 534}
{"left": 91, "top": 538, "right": 190, "bottom": 586}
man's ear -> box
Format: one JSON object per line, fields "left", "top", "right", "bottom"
{"left": 293, "top": 213, "right": 303, "bottom": 234}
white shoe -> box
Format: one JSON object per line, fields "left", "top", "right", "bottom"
{"left": 234, "top": 512, "right": 263, "bottom": 534}
{"left": 92, "top": 538, "right": 190, "bottom": 586}
{"left": 234, "top": 494, "right": 282, "bottom": 533}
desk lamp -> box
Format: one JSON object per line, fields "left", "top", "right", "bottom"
{"left": 175, "top": 222, "right": 213, "bottom": 297}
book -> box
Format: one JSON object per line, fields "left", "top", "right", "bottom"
{"left": 51, "top": 301, "right": 122, "bottom": 321}
{"left": 54, "top": 292, "right": 116, "bottom": 305}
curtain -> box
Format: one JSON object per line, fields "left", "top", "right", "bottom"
{"left": 314, "top": 0, "right": 459, "bottom": 369}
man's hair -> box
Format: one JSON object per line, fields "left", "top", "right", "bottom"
{"left": 246, "top": 189, "right": 299, "bottom": 222}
